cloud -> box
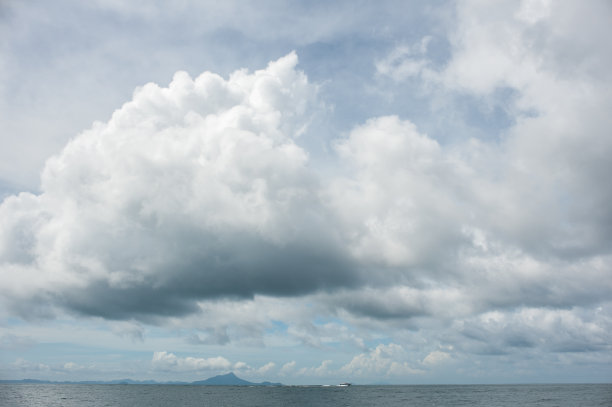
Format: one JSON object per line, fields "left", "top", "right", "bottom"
{"left": 151, "top": 351, "right": 232, "bottom": 372}
{"left": 0, "top": 52, "right": 358, "bottom": 320}
{"left": 328, "top": 115, "right": 468, "bottom": 271}
{"left": 341, "top": 343, "right": 424, "bottom": 377}
{"left": 0, "top": 333, "right": 36, "bottom": 350}
{"left": 62, "top": 362, "right": 86, "bottom": 372}
{"left": 12, "top": 358, "right": 50, "bottom": 372}
{"left": 1, "top": 49, "right": 610, "bottom": 357}
{"left": 109, "top": 320, "right": 145, "bottom": 342}
{"left": 422, "top": 350, "right": 450, "bottom": 366}
{"left": 257, "top": 361, "right": 276, "bottom": 374}
{"left": 297, "top": 359, "right": 334, "bottom": 378}
{"left": 454, "top": 306, "right": 612, "bottom": 355}
{"left": 285, "top": 318, "right": 366, "bottom": 350}
{"left": 323, "top": 0, "right": 612, "bottom": 329}
{"left": 233, "top": 361, "right": 250, "bottom": 371}
{"left": 186, "top": 328, "right": 231, "bottom": 346}
{"left": 149, "top": 351, "right": 277, "bottom": 377}
{"left": 280, "top": 361, "right": 296, "bottom": 375}
{"left": 375, "top": 36, "right": 433, "bottom": 82}
{"left": 323, "top": 286, "right": 471, "bottom": 321}
{"left": 442, "top": 0, "right": 612, "bottom": 259}
{"left": 373, "top": 0, "right": 612, "bottom": 261}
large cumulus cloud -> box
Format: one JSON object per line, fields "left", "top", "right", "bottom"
{"left": 0, "top": 53, "right": 357, "bottom": 319}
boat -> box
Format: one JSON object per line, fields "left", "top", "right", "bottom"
{"left": 337, "top": 382, "right": 351, "bottom": 387}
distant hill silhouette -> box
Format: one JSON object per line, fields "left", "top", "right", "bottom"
{"left": 1, "top": 372, "right": 282, "bottom": 386}
{"left": 192, "top": 372, "right": 281, "bottom": 386}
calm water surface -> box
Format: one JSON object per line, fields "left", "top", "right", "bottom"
{"left": 1, "top": 383, "right": 611, "bottom": 406}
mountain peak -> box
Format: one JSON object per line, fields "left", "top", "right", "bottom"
{"left": 222, "top": 372, "right": 237, "bottom": 378}
{"left": 191, "top": 372, "right": 281, "bottom": 386}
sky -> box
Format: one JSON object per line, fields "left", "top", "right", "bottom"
{"left": 0, "top": 0, "right": 611, "bottom": 385}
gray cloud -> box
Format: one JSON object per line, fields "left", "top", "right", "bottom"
{"left": 187, "top": 328, "right": 230, "bottom": 346}
{"left": 453, "top": 305, "right": 612, "bottom": 356}
{"left": 0, "top": 333, "right": 36, "bottom": 350}
{"left": 57, "top": 238, "right": 358, "bottom": 320}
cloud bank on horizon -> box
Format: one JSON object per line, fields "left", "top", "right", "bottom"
{"left": 1, "top": 0, "right": 611, "bottom": 383}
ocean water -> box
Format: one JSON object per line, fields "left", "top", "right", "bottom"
{"left": 1, "top": 383, "right": 611, "bottom": 407}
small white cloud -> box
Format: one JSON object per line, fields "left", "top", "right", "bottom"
{"left": 233, "top": 361, "right": 250, "bottom": 370}
{"left": 62, "top": 362, "right": 85, "bottom": 372}
{"left": 257, "top": 361, "right": 276, "bottom": 374}
{"left": 12, "top": 358, "right": 50, "bottom": 372}
{"left": 376, "top": 36, "right": 433, "bottom": 82}
{"left": 298, "top": 360, "right": 334, "bottom": 377}
{"left": 422, "top": 350, "right": 451, "bottom": 366}
{"left": 151, "top": 351, "right": 231, "bottom": 372}
{"left": 280, "top": 360, "right": 296, "bottom": 375}
{"left": 341, "top": 344, "right": 423, "bottom": 377}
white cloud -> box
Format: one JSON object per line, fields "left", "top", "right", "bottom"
{"left": 374, "top": 1, "right": 612, "bottom": 264}
{"left": 422, "top": 350, "right": 451, "bottom": 366}
{"left": 375, "top": 36, "right": 433, "bottom": 82}
{"left": 328, "top": 115, "right": 466, "bottom": 269}
{"left": 298, "top": 360, "right": 334, "bottom": 378}
{"left": 0, "top": 52, "right": 344, "bottom": 320}
{"left": 444, "top": 0, "right": 612, "bottom": 259}
{"left": 280, "top": 361, "right": 296, "bottom": 375}
{"left": 257, "top": 362, "right": 276, "bottom": 374}
{"left": 12, "top": 358, "right": 50, "bottom": 372}
{"left": 62, "top": 362, "right": 85, "bottom": 372}
{"left": 151, "top": 351, "right": 232, "bottom": 372}
{"left": 341, "top": 344, "right": 424, "bottom": 377}
{"left": 233, "top": 361, "right": 250, "bottom": 370}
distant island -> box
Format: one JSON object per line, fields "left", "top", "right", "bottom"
{"left": 192, "top": 372, "right": 282, "bottom": 386}
{"left": 0, "top": 372, "right": 282, "bottom": 386}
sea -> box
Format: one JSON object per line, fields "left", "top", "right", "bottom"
{"left": 1, "top": 383, "right": 611, "bottom": 406}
